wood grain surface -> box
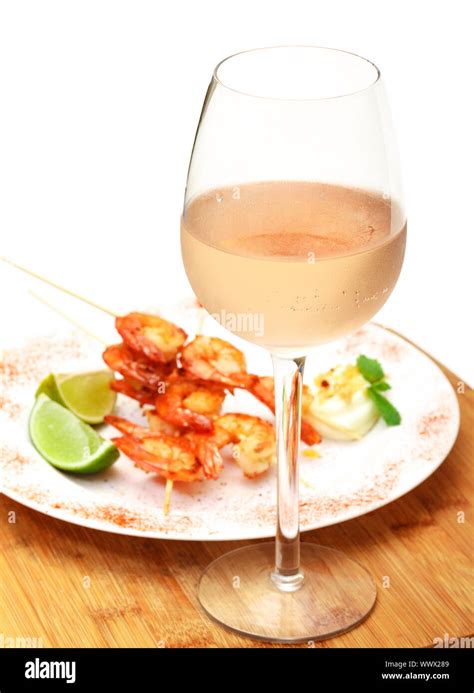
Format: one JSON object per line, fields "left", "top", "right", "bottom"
{"left": 0, "top": 338, "right": 472, "bottom": 648}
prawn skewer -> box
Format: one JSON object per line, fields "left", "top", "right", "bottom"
{"left": 7, "top": 259, "right": 321, "bottom": 515}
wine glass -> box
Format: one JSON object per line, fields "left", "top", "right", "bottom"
{"left": 181, "top": 46, "right": 406, "bottom": 642}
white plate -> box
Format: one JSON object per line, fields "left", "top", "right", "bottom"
{"left": 0, "top": 297, "right": 460, "bottom": 540}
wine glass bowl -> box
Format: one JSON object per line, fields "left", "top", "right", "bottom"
{"left": 182, "top": 180, "right": 406, "bottom": 353}
{"left": 181, "top": 46, "right": 406, "bottom": 641}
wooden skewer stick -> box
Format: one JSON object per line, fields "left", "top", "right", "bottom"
{"left": 1, "top": 256, "right": 118, "bottom": 317}
{"left": 196, "top": 309, "right": 206, "bottom": 336}
{"left": 163, "top": 479, "right": 174, "bottom": 516}
{"left": 29, "top": 291, "right": 108, "bottom": 345}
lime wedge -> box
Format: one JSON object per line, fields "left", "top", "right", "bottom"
{"left": 29, "top": 394, "right": 119, "bottom": 473}
{"left": 36, "top": 370, "right": 116, "bottom": 424}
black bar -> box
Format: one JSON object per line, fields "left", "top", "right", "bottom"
{"left": 0, "top": 647, "right": 470, "bottom": 691}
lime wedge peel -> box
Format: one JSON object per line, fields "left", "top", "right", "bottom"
{"left": 36, "top": 370, "right": 116, "bottom": 424}
{"left": 29, "top": 394, "right": 119, "bottom": 474}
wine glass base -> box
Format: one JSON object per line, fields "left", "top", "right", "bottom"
{"left": 198, "top": 542, "right": 376, "bottom": 643}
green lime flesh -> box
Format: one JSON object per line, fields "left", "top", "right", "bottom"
{"left": 36, "top": 370, "right": 116, "bottom": 424}
{"left": 29, "top": 394, "right": 119, "bottom": 474}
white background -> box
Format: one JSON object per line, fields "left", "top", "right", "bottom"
{"left": 0, "top": 0, "right": 472, "bottom": 383}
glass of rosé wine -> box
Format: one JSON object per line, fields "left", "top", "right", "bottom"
{"left": 181, "top": 46, "right": 406, "bottom": 642}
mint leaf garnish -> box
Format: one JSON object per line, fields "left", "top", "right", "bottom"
{"left": 372, "top": 381, "right": 391, "bottom": 392}
{"left": 367, "top": 387, "right": 401, "bottom": 426}
{"left": 356, "top": 354, "right": 384, "bottom": 383}
{"left": 356, "top": 354, "right": 400, "bottom": 426}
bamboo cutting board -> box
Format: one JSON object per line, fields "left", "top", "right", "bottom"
{"left": 0, "top": 336, "right": 472, "bottom": 648}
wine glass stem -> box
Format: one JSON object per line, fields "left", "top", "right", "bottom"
{"left": 271, "top": 354, "right": 306, "bottom": 592}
